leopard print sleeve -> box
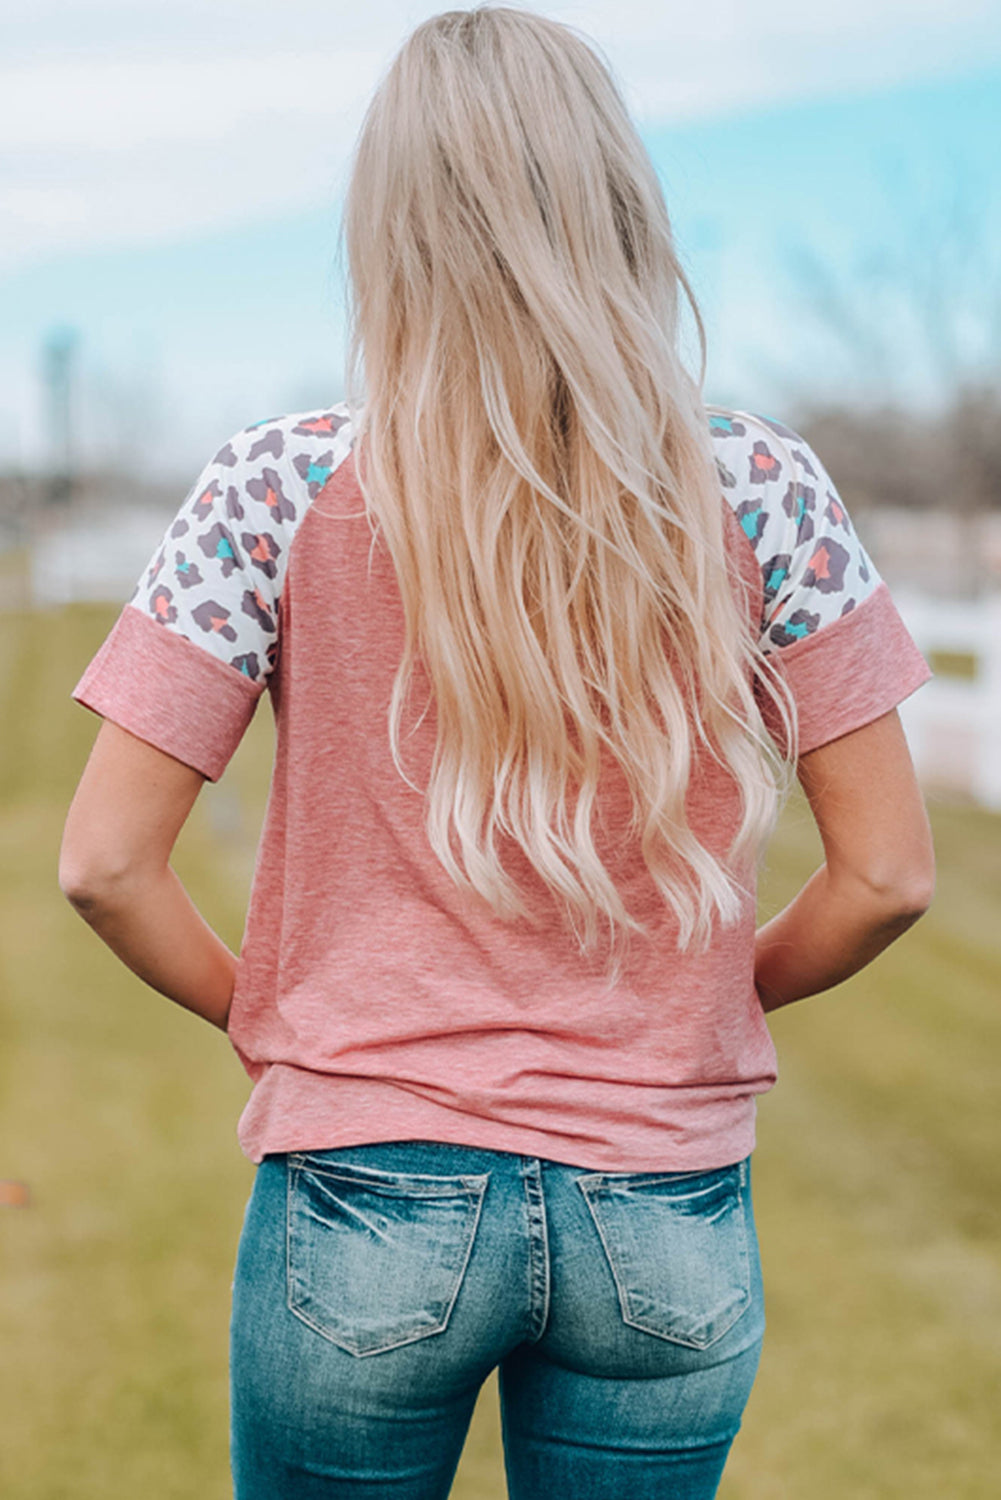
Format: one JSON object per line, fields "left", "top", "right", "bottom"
{"left": 709, "top": 407, "right": 881, "bottom": 651}
{"left": 127, "top": 403, "right": 354, "bottom": 683}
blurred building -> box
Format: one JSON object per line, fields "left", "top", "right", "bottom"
{"left": 862, "top": 507, "right": 1001, "bottom": 601}
{"left": 27, "top": 494, "right": 169, "bottom": 608}
{"left": 862, "top": 508, "right": 1001, "bottom": 808}
{"left": 0, "top": 470, "right": 178, "bottom": 610}
{"left": 894, "top": 591, "right": 1001, "bottom": 809}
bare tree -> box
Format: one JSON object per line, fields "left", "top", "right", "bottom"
{"left": 765, "top": 147, "right": 1001, "bottom": 523}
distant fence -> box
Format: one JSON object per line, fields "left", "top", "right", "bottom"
{"left": 27, "top": 504, "right": 168, "bottom": 608}
{"left": 894, "top": 591, "right": 1001, "bottom": 810}
{"left": 9, "top": 504, "right": 1001, "bottom": 811}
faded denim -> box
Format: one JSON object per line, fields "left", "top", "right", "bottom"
{"left": 230, "top": 1140, "right": 766, "bottom": 1499}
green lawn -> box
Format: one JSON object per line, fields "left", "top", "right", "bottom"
{"left": 1, "top": 602, "right": 999, "bottom": 1499}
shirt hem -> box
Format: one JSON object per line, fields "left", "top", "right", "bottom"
{"left": 233, "top": 1068, "right": 765, "bottom": 1174}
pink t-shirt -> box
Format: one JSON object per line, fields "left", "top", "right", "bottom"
{"left": 71, "top": 404, "right": 931, "bottom": 1171}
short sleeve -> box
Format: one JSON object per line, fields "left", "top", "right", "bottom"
{"left": 71, "top": 417, "right": 301, "bottom": 780}
{"left": 725, "top": 411, "right": 932, "bottom": 755}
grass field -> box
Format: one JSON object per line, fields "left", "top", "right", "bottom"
{"left": 1, "top": 601, "right": 999, "bottom": 1499}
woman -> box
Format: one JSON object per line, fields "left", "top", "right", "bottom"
{"left": 59, "top": 6, "right": 935, "bottom": 1497}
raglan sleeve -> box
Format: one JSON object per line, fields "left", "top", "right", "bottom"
{"left": 741, "top": 416, "right": 932, "bottom": 756}
{"left": 70, "top": 419, "right": 296, "bottom": 781}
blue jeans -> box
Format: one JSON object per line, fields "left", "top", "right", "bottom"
{"left": 230, "top": 1141, "right": 765, "bottom": 1499}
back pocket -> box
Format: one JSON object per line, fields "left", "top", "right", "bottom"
{"left": 577, "top": 1159, "right": 751, "bottom": 1350}
{"left": 286, "top": 1154, "right": 490, "bottom": 1357}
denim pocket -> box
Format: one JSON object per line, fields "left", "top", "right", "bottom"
{"left": 577, "top": 1158, "right": 752, "bottom": 1350}
{"left": 285, "top": 1153, "right": 489, "bottom": 1357}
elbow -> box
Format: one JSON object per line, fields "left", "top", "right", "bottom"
{"left": 59, "top": 848, "right": 89, "bottom": 905}
{"left": 889, "top": 878, "right": 934, "bottom": 928}
{"left": 58, "top": 845, "right": 136, "bottom": 909}
{"left": 903, "top": 865, "right": 935, "bottom": 921}
{"left": 889, "top": 845, "right": 936, "bottom": 922}
{"left": 855, "top": 859, "right": 935, "bottom": 926}
{"left": 58, "top": 861, "right": 108, "bottom": 909}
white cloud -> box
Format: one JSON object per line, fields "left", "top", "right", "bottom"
{"left": 0, "top": 52, "right": 382, "bottom": 152}
{"left": 561, "top": 0, "right": 1001, "bottom": 121}
{"left": 1, "top": 0, "right": 999, "bottom": 271}
{"left": 1, "top": 50, "right": 381, "bottom": 270}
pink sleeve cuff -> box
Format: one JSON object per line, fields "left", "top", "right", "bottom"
{"left": 765, "top": 581, "right": 932, "bottom": 756}
{"left": 71, "top": 603, "right": 265, "bottom": 781}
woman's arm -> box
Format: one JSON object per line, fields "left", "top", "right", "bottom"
{"left": 754, "top": 708, "right": 935, "bottom": 1013}
{"left": 58, "top": 719, "right": 238, "bottom": 1032}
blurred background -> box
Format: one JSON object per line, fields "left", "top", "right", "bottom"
{"left": 1, "top": 2, "right": 999, "bottom": 1496}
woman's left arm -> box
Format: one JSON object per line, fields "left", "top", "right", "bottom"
{"left": 58, "top": 719, "right": 237, "bottom": 1032}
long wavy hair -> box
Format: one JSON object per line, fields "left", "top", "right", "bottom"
{"left": 340, "top": 3, "right": 795, "bottom": 973}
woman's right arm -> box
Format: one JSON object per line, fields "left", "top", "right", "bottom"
{"left": 753, "top": 707, "right": 936, "bottom": 1014}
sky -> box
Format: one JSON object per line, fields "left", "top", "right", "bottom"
{"left": 2, "top": 0, "right": 1000, "bottom": 479}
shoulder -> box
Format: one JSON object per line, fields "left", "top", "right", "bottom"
{"left": 126, "top": 400, "right": 357, "bottom": 680}
{"left": 707, "top": 405, "right": 815, "bottom": 519}
{"left": 165, "top": 401, "right": 356, "bottom": 560}
{"left": 210, "top": 400, "right": 356, "bottom": 512}
{"left": 168, "top": 398, "right": 356, "bottom": 569}
{"left": 705, "top": 404, "right": 880, "bottom": 650}
{"left": 242, "top": 400, "right": 356, "bottom": 490}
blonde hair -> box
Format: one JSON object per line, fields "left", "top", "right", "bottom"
{"left": 341, "top": 3, "right": 795, "bottom": 975}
